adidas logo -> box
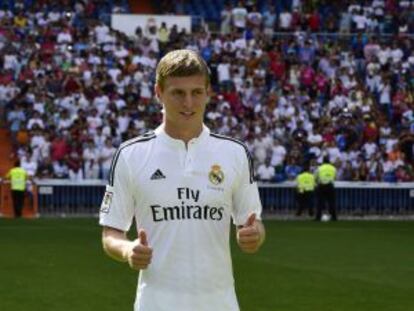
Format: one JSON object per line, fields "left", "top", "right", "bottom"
{"left": 150, "top": 169, "right": 166, "bottom": 180}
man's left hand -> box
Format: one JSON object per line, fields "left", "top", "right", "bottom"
{"left": 237, "top": 213, "right": 264, "bottom": 254}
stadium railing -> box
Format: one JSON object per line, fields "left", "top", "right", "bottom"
{"left": 35, "top": 179, "right": 107, "bottom": 216}
{"left": 2, "top": 179, "right": 413, "bottom": 217}
{"left": 260, "top": 181, "right": 414, "bottom": 216}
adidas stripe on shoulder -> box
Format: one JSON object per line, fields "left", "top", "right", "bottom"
{"left": 210, "top": 133, "right": 255, "bottom": 184}
{"left": 108, "top": 132, "right": 156, "bottom": 186}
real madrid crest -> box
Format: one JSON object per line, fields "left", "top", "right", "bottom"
{"left": 209, "top": 164, "right": 224, "bottom": 185}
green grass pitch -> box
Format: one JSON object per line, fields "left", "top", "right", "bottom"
{"left": 0, "top": 219, "right": 413, "bottom": 311}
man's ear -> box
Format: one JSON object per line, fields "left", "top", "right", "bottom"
{"left": 154, "top": 84, "right": 161, "bottom": 102}
{"left": 206, "top": 85, "right": 212, "bottom": 103}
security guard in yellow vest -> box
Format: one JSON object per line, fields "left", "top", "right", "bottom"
{"left": 315, "top": 156, "right": 337, "bottom": 221}
{"left": 6, "top": 159, "right": 28, "bottom": 218}
{"left": 295, "top": 162, "right": 316, "bottom": 217}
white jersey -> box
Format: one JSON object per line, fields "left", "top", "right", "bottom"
{"left": 99, "top": 125, "right": 262, "bottom": 311}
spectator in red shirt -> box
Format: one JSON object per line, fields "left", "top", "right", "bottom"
{"left": 51, "top": 134, "right": 69, "bottom": 162}
{"left": 363, "top": 120, "right": 379, "bottom": 143}
{"left": 300, "top": 64, "right": 315, "bottom": 89}
{"left": 308, "top": 9, "right": 321, "bottom": 32}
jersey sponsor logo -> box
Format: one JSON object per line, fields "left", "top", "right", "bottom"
{"left": 208, "top": 164, "right": 224, "bottom": 185}
{"left": 150, "top": 187, "right": 224, "bottom": 222}
{"left": 100, "top": 191, "right": 113, "bottom": 213}
{"left": 151, "top": 204, "right": 224, "bottom": 222}
{"left": 150, "top": 169, "right": 166, "bottom": 180}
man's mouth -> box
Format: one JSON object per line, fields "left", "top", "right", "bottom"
{"left": 180, "top": 112, "right": 195, "bottom": 118}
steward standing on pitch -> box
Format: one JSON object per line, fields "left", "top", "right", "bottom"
{"left": 99, "top": 49, "right": 265, "bottom": 311}
{"left": 315, "top": 156, "right": 337, "bottom": 221}
{"left": 295, "top": 162, "right": 315, "bottom": 217}
{"left": 5, "top": 159, "right": 28, "bottom": 218}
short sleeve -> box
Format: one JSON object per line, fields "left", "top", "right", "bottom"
{"left": 232, "top": 148, "right": 262, "bottom": 226}
{"left": 99, "top": 150, "right": 135, "bottom": 231}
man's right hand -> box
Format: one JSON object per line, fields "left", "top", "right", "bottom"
{"left": 125, "top": 229, "right": 153, "bottom": 270}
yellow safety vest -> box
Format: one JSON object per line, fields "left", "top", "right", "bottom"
{"left": 317, "top": 164, "right": 336, "bottom": 184}
{"left": 296, "top": 172, "right": 316, "bottom": 193}
{"left": 7, "top": 167, "right": 27, "bottom": 191}
{"left": 158, "top": 28, "right": 169, "bottom": 43}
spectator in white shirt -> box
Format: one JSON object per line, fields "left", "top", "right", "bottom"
{"left": 30, "top": 126, "right": 46, "bottom": 152}
{"left": 57, "top": 28, "right": 72, "bottom": 44}
{"left": 279, "top": 9, "right": 292, "bottom": 30}
{"left": 247, "top": 6, "right": 262, "bottom": 29}
{"left": 93, "top": 91, "right": 110, "bottom": 116}
{"left": 47, "top": 8, "right": 61, "bottom": 23}
{"left": 362, "top": 141, "right": 378, "bottom": 159}
{"left": 87, "top": 108, "right": 103, "bottom": 135}
{"left": 20, "top": 151, "right": 37, "bottom": 178}
{"left": 257, "top": 158, "right": 275, "bottom": 182}
{"left": 53, "top": 159, "right": 69, "bottom": 179}
{"left": 270, "top": 139, "right": 287, "bottom": 166}
{"left": 390, "top": 41, "right": 404, "bottom": 64}
{"left": 231, "top": 2, "right": 248, "bottom": 30}
{"left": 217, "top": 57, "right": 231, "bottom": 85}
{"left": 94, "top": 127, "right": 107, "bottom": 150}
{"left": 352, "top": 8, "right": 368, "bottom": 31}
{"left": 117, "top": 108, "right": 131, "bottom": 135}
{"left": 27, "top": 111, "right": 45, "bottom": 130}
{"left": 114, "top": 43, "right": 129, "bottom": 59}
{"left": 99, "top": 138, "right": 116, "bottom": 180}
{"left": 83, "top": 140, "right": 100, "bottom": 179}
{"left": 57, "top": 109, "right": 74, "bottom": 130}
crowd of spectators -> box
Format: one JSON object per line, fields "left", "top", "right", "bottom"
{"left": 2, "top": 0, "right": 414, "bottom": 183}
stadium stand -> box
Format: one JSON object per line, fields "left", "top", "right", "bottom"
{"left": 1, "top": 0, "right": 414, "bottom": 185}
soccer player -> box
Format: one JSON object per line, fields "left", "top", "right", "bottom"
{"left": 99, "top": 49, "right": 265, "bottom": 311}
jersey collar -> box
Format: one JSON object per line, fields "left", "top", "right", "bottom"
{"left": 154, "top": 124, "right": 210, "bottom": 148}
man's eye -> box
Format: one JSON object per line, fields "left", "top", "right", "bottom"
{"left": 173, "top": 90, "right": 184, "bottom": 96}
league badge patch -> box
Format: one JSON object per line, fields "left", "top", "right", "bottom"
{"left": 100, "top": 190, "right": 113, "bottom": 213}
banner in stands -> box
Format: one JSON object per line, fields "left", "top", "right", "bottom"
{"left": 111, "top": 14, "right": 192, "bottom": 37}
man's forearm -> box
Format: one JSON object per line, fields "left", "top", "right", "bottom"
{"left": 102, "top": 227, "right": 133, "bottom": 262}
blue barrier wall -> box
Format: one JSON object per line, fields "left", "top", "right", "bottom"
{"left": 259, "top": 185, "right": 414, "bottom": 215}
{"left": 37, "top": 181, "right": 106, "bottom": 215}
{"left": 35, "top": 181, "right": 414, "bottom": 216}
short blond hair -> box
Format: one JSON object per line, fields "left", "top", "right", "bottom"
{"left": 155, "top": 49, "right": 210, "bottom": 90}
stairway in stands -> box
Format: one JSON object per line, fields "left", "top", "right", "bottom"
{"left": 129, "top": 0, "right": 155, "bottom": 14}
{"left": 0, "top": 128, "right": 37, "bottom": 218}
{"left": 0, "top": 128, "right": 13, "bottom": 176}
{"left": 0, "top": 128, "right": 14, "bottom": 217}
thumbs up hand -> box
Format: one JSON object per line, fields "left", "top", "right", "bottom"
{"left": 138, "top": 229, "right": 148, "bottom": 246}
{"left": 237, "top": 213, "right": 262, "bottom": 254}
{"left": 125, "top": 229, "right": 153, "bottom": 270}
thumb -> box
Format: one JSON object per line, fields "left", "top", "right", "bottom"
{"left": 138, "top": 229, "right": 148, "bottom": 246}
{"left": 244, "top": 213, "right": 256, "bottom": 227}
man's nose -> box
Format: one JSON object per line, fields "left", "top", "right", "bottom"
{"left": 182, "top": 93, "right": 194, "bottom": 110}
